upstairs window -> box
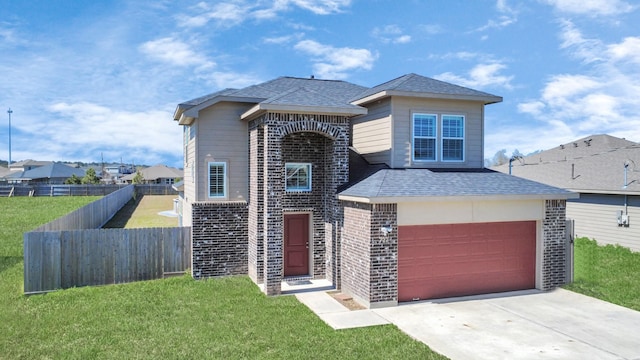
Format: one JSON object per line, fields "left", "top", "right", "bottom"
{"left": 285, "top": 163, "right": 311, "bottom": 192}
{"left": 442, "top": 115, "right": 465, "bottom": 161}
{"left": 208, "top": 162, "right": 226, "bottom": 198}
{"left": 412, "top": 114, "right": 437, "bottom": 161}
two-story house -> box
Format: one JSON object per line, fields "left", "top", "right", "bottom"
{"left": 173, "top": 73, "right": 576, "bottom": 308}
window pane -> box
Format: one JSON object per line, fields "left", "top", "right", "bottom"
{"left": 442, "top": 115, "right": 464, "bottom": 138}
{"left": 414, "top": 138, "right": 435, "bottom": 161}
{"left": 413, "top": 114, "right": 436, "bottom": 137}
{"left": 413, "top": 114, "right": 437, "bottom": 161}
{"left": 208, "top": 163, "right": 225, "bottom": 197}
{"left": 286, "top": 163, "right": 311, "bottom": 191}
{"left": 442, "top": 139, "right": 463, "bottom": 161}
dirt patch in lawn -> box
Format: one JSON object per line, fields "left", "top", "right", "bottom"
{"left": 328, "top": 291, "right": 366, "bottom": 311}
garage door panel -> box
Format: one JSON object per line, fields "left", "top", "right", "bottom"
{"left": 399, "top": 221, "right": 536, "bottom": 302}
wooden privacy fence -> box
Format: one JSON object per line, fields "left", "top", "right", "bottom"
{"left": 0, "top": 184, "right": 177, "bottom": 197}
{"left": 24, "top": 227, "right": 191, "bottom": 294}
{"left": 33, "top": 185, "right": 134, "bottom": 231}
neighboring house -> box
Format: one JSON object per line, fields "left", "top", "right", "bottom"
{"left": 121, "top": 164, "right": 182, "bottom": 184}
{"left": 5, "top": 162, "right": 85, "bottom": 184}
{"left": 173, "top": 74, "right": 575, "bottom": 308}
{"left": 493, "top": 134, "right": 640, "bottom": 251}
{"left": 0, "top": 166, "right": 11, "bottom": 183}
{"left": 9, "top": 159, "right": 52, "bottom": 172}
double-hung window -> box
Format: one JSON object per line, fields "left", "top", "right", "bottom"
{"left": 208, "top": 162, "right": 226, "bottom": 198}
{"left": 285, "top": 163, "right": 311, "bottom": 192}
{"left": 412, "top": 114, "right": 437, "bottom": 161}
{"left": 442, "top": 115, "right": 464, "bottom": 161}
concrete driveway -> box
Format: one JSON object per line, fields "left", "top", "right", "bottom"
{"left": 373, "top": 289, "right": 640, "bottom": 360}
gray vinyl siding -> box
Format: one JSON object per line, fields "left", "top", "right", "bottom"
{"left": 196, "top": 101, "right": 252, "bottom": 202}
{"left": 391, "top": 97, "right": 484, "bottom": 169}
{"left": 568, "top": 193, "right": 640, "bottom": 251}
{"left": 181, "top": 124, "right": 197, "bottom": 226}
{"left": 351, "top": 98, "right": 392, "bottom": 165}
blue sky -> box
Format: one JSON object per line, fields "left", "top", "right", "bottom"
{"left": 1, "top": 0, "right": 639, "bottom": 168}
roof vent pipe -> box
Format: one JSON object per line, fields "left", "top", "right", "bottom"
{"left": 623, "top": 162, "right": 629, "bottom": 189}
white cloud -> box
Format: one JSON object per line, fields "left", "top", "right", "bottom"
{"left": 283, "top": 0, "right": 352, "bottom": 15}
{"left": 139, "top": 37, "right": 215, "bottom": 68}
{"left": 514, "top": 23, "right": 640, "bottom": 151}
{"left": 372, "top": 25, "right": 412, "bottom": 44}
{"left": 9, "top": 102, "right": 182, "bottom": 165}
{"left": 435, "top": 62, "right": 514, "bottom": 90}
{"left": 608, "top": 37, "right": 640, "bottom": 64}
{"left": 178, "top": 0, "right": 352, "bottom": 28}
{"left": 263, "top": 33, "right": 305, "bottom": 44}
{"left": 474, "top": 0, "right": 518, "bottom": 32}
{"left": 558, "top": 20, "right": 604, "bottom": 63}
{"left": 294, "top": 40, "right": 376, "bottom": 79}
{"left": 541, "top": 0, "right": 635, "bottom": 16}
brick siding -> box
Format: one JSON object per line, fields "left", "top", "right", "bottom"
{"left": 247, "top": 113, "right": 350, "bottom": 295}
{"left": 542, "top": 199, "right": 567, "bottom": 290}
{"left": 191, "top": 202, "right": 248, "bottom": 279}
{"left": 341, "top": 201, "right": 398, "bottom": 307}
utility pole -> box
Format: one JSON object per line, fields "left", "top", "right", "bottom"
{"left": 7, "top": 108, "right": 12, "bottom": 169}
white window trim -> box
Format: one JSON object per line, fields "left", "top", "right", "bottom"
{"left": 285, "top": 162, "right": 312, "bottom": 192}
{"left": 207, "top": 161, "right": 227, "bottom": 199}
{"left": 412, "top": 113, "right": 438, "bottom": 162}
{"left": 441, "top": 114, "right": 465, "bottom": 162}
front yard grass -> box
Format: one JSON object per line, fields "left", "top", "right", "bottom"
{"left": 0, "top": 196, "right": 445, "bottom": 359}
{"left": 563, "top": 237, "right": 640, "bottom": 311}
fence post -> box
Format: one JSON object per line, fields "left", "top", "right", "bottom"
{"left": 565, "top": 219, "right": 575, "bottom": 284}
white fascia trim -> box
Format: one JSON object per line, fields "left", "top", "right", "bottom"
{"left": 338, "top": 193, "right": 579, "bottom": 204}
{"left": 241, "top": 103, "right": 367, "bottom": 120}
{"left": 351, "top": 91, "right": 503, "bottom": 106}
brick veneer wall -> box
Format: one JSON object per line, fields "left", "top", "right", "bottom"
{"left": 341, "top": 201, "right": 398, "bottom": 308}
{"left": 369, "top": 203, "right": 398, "bottom": 305}
{"left": 282, "top": 132, "right": 329, "bottom": 278}
{"left": 191, "top": 202, "right": 248, "bottom": 279}
{"left": 542, "top": 199, "right": 567, "bottom": 290}
{"left": 248, "top": 113, "right": 350, "bottom": 295}
{"left": 342, "top": 202, "right": 371, "bottom": 304}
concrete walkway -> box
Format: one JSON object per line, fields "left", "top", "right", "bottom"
{"left": 297, "top": 289, "right": 640, "bottom": 359}
{"left": 295, "top": 292, "right": 390, "bottom": 329}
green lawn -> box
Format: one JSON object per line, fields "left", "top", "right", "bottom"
{"left": 563, "top": 237, "right": 640, "bottom": 311}
{"left": 0, "top": 196, "right": 445, "bottom": 359}
{"left": 103, "top": 195, "right": 178, "bottom": 228}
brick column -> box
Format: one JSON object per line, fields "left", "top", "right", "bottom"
{"left": 263, "top": 123, "right": 283, "bottom": 295}
{"left": 542, "top": 199, "right": 567, "bottom": 290}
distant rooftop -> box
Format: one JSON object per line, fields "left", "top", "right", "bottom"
{"left": 492, "top": 134, "right": 640, "bottom": 194}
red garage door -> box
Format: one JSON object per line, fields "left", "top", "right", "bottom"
{"left": 398, "top": 221, "right": 536, "bottom": 302}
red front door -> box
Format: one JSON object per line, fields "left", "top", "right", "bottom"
{"left": 284, "top": 214, "right": 310, "bottom": 277}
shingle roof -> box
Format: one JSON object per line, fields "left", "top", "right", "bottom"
{"left": 178, "top": 88, "right": 238, "bottom": 108}
{"left": 258, "top": 87, "right": 366, "bottom": 111}
{"left": 11, "top": 163, "right": 85, "bottom": 180}
{"left": 232, "top": 76, "right": 367, "bottom": 101}
{"left": 122, "top": 164, "right": 182, "bottom": 181}
{"left": 492, "top": 134, "right": 640, "bottom": 194}
{"left": 339, "top": 168, "right": 574, "bottom": 202}
{"left": 350, "top": 73, "right": 502, "bottom": 104}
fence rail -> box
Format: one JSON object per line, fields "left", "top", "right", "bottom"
{"left": 24, "top": 227, "right": 191, "bottom": 294}
{"left": 0, "top": 184, "right": 178, "bottom": 197}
